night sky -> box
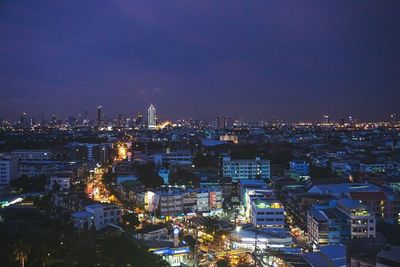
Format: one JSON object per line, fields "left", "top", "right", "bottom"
{"left": 1, "top": 1, "right": 400, "bottom": 122}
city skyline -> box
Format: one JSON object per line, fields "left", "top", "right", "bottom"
{"left": 1, "top": 1, "right": 400, "bottom": 121}
{"left": 2, "top": 2, "right": 400, "bottom": 266}
{"left": 0, "top": 104, "right": 398, "bottom": 123}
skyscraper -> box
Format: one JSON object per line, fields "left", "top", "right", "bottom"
{"left": 148, "top": 104, "right": 156, "bottom": 130}
{"left": 97, "top": 106, "right": 102, "bottom": 127}
{"left": 135, "top": 112, "right": 143, "bottom": 126}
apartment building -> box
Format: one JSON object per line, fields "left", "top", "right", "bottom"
{"left": 223, "top": 156, "right": 271, "bottom": 182}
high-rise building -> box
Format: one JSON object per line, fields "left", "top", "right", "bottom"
{"left": 0, "top": 155, "right": 18, "bottom": 186}
{"left": 19, "top": 112, "right": 29, "bottom": 128}
{"left": 51, "top": 114, "right": 56, "bottom": 125}
{"left": 148, "top": 104, "right": 157, "bottom": 130}
{"left": 135, "top": 112, "right": 143, "bottom": 126}
{"left": 222, "top": 156, "right": 271, "bottom": 182}
{"left": 323, "top": 115, "right": 330, "bottom": 124}
{"left": 97, "top": 106, "right": 102, "bottom": 127}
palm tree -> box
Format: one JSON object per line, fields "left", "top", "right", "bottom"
{"left": 13, "top": 240, "right": 30, "bottom": 267}
{"left": 35, "top": 244, "right": 52, "bottom": 267}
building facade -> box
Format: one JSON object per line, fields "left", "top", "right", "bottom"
{"left": 289, "top": 160, "right": 309, "bottom": 177}
{"left": 72, "top": 203, "right": 121, "bottom": 231}
{"left": 148, "top": 104, "right": 157, "bottom": 130}
{"left": 251, "top": 200, "right": 285, "bottom": 229}
{"left": 223, "top": 156, "right": 270, "bottom": 182}
{"left": 336, "top": 198, "right": 376, "bottom": 239}
{"left": 0, "top": 155, "right": 18, "bottom": 186}
{"left": 11, "top": 149, "right": 52, "bottom": 161}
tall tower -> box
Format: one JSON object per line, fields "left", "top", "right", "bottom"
{"left": 97, "top": 106, "right": 102, "bottom": 127}
{"left": 135, "top": 112, "right": 143, "bottom": 126}
{"left": 148, "top": 104, "right": 156, "bottom": 130}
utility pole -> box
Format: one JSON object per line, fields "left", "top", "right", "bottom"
{"left": 254, "top": 226, "right": 258, "bottom": 266}
{"left": 190, "top": 218, "right": 198, "bottom": 267}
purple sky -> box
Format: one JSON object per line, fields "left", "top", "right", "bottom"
{"left": 0, "top": 0, "right": 399, "bottom": 122}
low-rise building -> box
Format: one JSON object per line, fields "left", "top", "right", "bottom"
{"left": 289, "top": 160, "right": 309, "bottom": 177}
{"left": 11, "top": 149, "right": 52, "bottom": 161}
{"left": 143, "top": 186, "right": 223, "bottom": 218}
{"left": 72, "top": 203, "right": 121, "bottom": 231}
{"left": 18, "top": 160, "right": 58, "bottom": 177}
{"left": 49, "top": 172, "right": 72, "bottom": 191}
{"left": 153, "top": 151, "right": 192, "bottom": 166}
{"left": 251, "top": 200, "right": 285, "bottom": 229}
{"left": 376, "top": 246, "right": 400, "bottom": 267}
{"left": 336, "top": 198, "right": 376, "bottom": 239}
{"left": 307, "top": 207, "right": 348, "bottom": 247}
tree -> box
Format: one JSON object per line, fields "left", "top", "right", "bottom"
{"left": 65, "top": 233, "right": 162, "bottom": 266}
{"left": 170, "top": 168, "right": 199, "bottom": 186}
{"left": 34, "top": 244, "right": 52, "bottom": 267}
{"left": 202, "top": 217, "right": 219, "bottom": 235}
{"left": 216, "top": 259, "right": 229, "bottom": 267}
{"left": 122, "top": 212, "right": 140, "bottom": 233}
{"left": 310, "top": 166, "right": 332, "bottom": 179}
{"left": 182, "top": 235, "right": 196, "bottom": 258}
{"left": 193, "top": 152, "right": 217, "bottom": 168}
{"left": 11, "top": 175, "right": 48, "bottom": 193}
{"left": 136, "top": 163, "right": 163, "bottom": 188}
{"left": 13, "top": 240, "right": 30, "bottom": 267}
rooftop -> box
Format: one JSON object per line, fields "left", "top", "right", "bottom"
{"left": 308, "top": 182, "right": 381, "bottom": 196}
{"left": 239, "top": 179, "right": 268, "bottom": 186}
{"left": 72, "top": 211, "right": 92, "bottom": 218}
{"left": 377, "top": 246, "right": 400, "bottom": 263}
{"left": 303, "top": 244, "right": 346, "bottom": 267}
{"left": 252, "top": 200, "right": 283, "bottom": 209}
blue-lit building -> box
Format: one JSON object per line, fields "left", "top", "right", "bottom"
{"left": 307, "top": 207, "right": 349, "bottom": 247}
{"left": 149, "top": 246, "right": 190, "bottom": 266}
{"left": 289, "top": 160, "right": 309, "bottom": 178}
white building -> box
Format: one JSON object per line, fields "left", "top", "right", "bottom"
{"left": 244, "top": 188, "right": 275, "bottom": 219}
{"left": 153, "top": 151, "right": 192, "bottom": 166}
{"left": 11, "top": 149, "right": 52, "bottom": 161}
{"left": 0, "top": 155, "right": 18, "bottom": 186}
{"left": 72, "top": 203, "right": 122, "bottom": 231}
{"left": 148, "top": 104, "right": 157, "bottom": 130}
{"left": 336, "top": 198, "right": 375, "bottom": 239}
{"left": 223, "top": 156, "right": 270, "bottom": 182}
{"left": 18, "top": 161, "right": 57, "bottom": 177}
{"left": 195, "top": 187, "right": 223, "bottom": 212}
{"left": 49, "top": 174, "right": 71, "bottom": 191}
{"left": 251, "top": 200, "right": 285, "bottom": 229}
{"left": 144, "top": 187, "right": 223, "bottom": 217}
{"left": 159, "top": 192, "right": 183, "bottom": 217}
